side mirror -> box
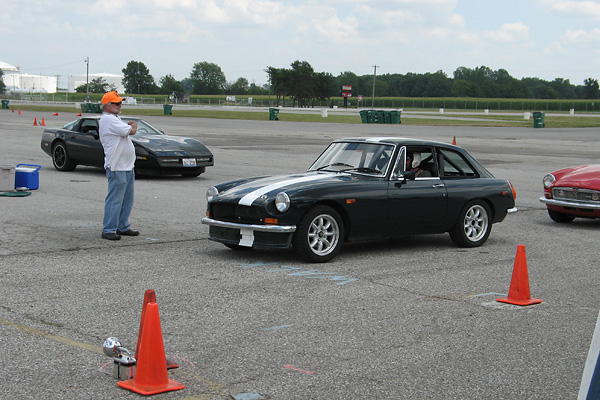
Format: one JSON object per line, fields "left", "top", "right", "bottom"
{"left": 403, "top": 170, "right": 416, "bottom": 180}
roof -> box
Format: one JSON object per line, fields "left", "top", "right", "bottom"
{"left": 336, "top": 137, "right": 457, "bottom": 147}
{"left": 0, "top": 61, "right": 19, "bottom": 72}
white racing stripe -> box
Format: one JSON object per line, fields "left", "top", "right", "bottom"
{"left": 239, "top": 174, "right": 327, "bottom": 206}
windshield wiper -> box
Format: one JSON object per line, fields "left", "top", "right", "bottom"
{"left": 340, "top": 167, "right": 381, "bottom": 174}
{"left": 316, "top": 162, "right": 354, "bottom": 171}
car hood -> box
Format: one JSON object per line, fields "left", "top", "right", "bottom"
{"left": 216, "top": 171, "right": 368, "bottom": 206}
{"left": 554, "top": 165, "right": 600, "bottom": 189}
{"left": 132, "top": 135, "right": 212, "bottom": 154}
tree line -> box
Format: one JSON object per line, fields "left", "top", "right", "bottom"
{"left": 29, "top": 59, "right": 600, "bottom": 101}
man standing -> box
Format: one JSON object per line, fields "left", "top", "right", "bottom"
{"left": 99, "top": 91, "right": 139, "bottom": 240}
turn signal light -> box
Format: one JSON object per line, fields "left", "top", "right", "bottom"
{"left": 265, "top": 218, "right": 278, "bottom": 225}
{"left": 509, "top": 181, "right": 517, "bottom": 200}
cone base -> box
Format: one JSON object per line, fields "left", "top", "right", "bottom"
{"left": 118, "top": 378, "right": 185, "bottom": 395}
{"left": 497, "top": 297, "right": 542, "bottom": 306}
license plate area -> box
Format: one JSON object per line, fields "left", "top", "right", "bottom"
{"left": 182, "top": 158, "right": 197, "bottom": 167}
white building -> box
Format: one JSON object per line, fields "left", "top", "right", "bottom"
{"left": 68, "top": 72, "right": 124, "bottom": 93}
{"left": 1, "top": 61, "right": 57, "bottom": 93}
{"left": 1, "top": 61, "right": 124, "bottom": 93}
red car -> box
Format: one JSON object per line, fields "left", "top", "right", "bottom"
{"left": 540, "top": 165, "right": 600, "bottom": 222}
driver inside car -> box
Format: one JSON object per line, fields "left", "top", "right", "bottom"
{"left": 406, "top": 152, "right": 431, "bottom": 177}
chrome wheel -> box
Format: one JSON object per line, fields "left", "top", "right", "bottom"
{"left": 450, "top": 201, "right": 492, "bottom": 247}
{"left": 293, "top": 205, "right": 344, "bottom": 263}
{"left": 463, "top": 204, "right": 488, "bottom": 242}
{"left": 307, "top": 213, "right": 340, "bottom": 257}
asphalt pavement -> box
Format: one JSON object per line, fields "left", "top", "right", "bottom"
{"left": 1, "top": 107, "right": 599, "bottom": 399}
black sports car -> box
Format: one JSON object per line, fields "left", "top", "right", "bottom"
{"left": 41, "top": 116, "right": 213, "bottom": 177}
{"left": 202, "top": 137, "right": 516, "bottom": 262}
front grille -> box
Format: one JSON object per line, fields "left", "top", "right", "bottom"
{"left": 211, "top": 203, "right": 266, "bottom": 223}
{"left": 552, "top": 187, "right": 600, "bottom": 203}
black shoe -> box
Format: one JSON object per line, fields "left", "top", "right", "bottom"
{"left": 102, "top": 232, "right": 121, "bottom": 240}
{"left": 117, "top": 229, "right": 139, "bottom": 236}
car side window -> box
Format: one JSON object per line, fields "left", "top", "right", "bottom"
{"left": 79, "top": 120, "right": 99, "bottom": 134}
{"left": 438, "top": 149, "right": 478, "bottom": 178}
{"left": 391, "top": 147, "right": 406, "bottom": 179}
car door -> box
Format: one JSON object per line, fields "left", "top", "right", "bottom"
{"left": 386, "top": 146, "right": 448, "bottom": 236}
{"left": 67, "top": 119, "right": 105, "bottom": 167}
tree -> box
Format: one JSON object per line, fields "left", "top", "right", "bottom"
{"left": 122, "top": 60, "right": 157, "bottom": 94}
{"left": 190, "top": 62, "right": 227, "bottom": 94}
{"left": 75, "top": 77, "right": 114, "bottom": 93}
{"left": 583, "top": 78, "right": 599, "bottom": 99}
{"left": 229, "top": 77, "right": 249, "bottom": 94}
{"left": 0, "top": 69, "right": 5, "bottom": 94}
{"left": 159, "top": 74, "right": 184, "bottom": 95}
{"left": 289, "top": 60, "right": 315, "bottom": 107}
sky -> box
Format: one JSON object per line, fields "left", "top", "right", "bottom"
{"left": 1, "top": 0, "right": 599, "bottom": 89}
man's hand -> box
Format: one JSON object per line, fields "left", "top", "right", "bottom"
{"left": 128, "top": 121, "right": 138, "bottom": 135}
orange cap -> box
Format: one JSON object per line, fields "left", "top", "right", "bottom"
{"left": 101, "top": 91, "right": 126, "bottom": 105}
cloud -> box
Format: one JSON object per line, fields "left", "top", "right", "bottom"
{"left": 484, "top": 22, "right": 529, "bottom": 43}
{"left": 541, "top": 0, "right": 600, "bottom": 19}
{"left": 560, "top": 27, "right": 600, "bottom": 42}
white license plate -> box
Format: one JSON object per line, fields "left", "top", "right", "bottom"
{"left": 182, "top": 158, "right": 197, "bottom": 167}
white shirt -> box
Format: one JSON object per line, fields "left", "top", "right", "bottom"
{"left": 99, "top": 112, "right": 135, "bottom": 171}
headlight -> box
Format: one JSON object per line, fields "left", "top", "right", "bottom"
{"left": 543, "top": 174, "right": 556, "bottom": 189}
{"left": 275, "top": 192, "right": 290, "bottom": 213}
{"left": 206, "top": 186, "right": 219, "bottom": 202}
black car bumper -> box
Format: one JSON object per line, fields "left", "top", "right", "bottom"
{"left": 201, "top": 217, "right": 296, "bottom": 249}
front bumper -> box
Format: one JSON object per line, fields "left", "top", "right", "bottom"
{"left": 201, "top": 217, "right": 296, "bottom": 249}
{"left": 539, "top": 197, "right": 600, "bottom": 210}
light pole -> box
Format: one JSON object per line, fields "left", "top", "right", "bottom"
{"left": 85, "top": 57, "right": 90, "bottom": 102}
{"left": 371, "top": 65, "right": 379, "bottom": 109}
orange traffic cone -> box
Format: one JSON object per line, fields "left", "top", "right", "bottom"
{"left": 497, "top": 245, "right": 542, "bottom": 306}
{"left": 33, "top": 118, "right": 38, "bottom": 126}
{"left": 452, "top": 136, "right": 456, "bottom": 145}
{"left": 76, "top": 112, "right": 82, "bottom": 116}
{"left": 118, "top": 302, "right": 185, "bottom": 395}
{"left": 18, "top": 109, "right": 21, "bottom": 115}
{"left": 11, "top": 108, "right": 14, "bottom": 113}
{"left": 52, "top": 112, "right": 59, "bottom": 116}
{"left": 41, "top": 118, "right": 46, "bottom": 126}
{"left": 135, "top": 290, "right": 179, "bottom": 370}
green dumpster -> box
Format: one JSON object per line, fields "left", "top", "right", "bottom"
{"left": 375, "top": 110, "right": 385, "bottom": 123}
{"left": 384, "top": 111, "right": 391, "bottom": 124}
{"left": 366, "top": 110, "right": 376, "bottom": 123}
{"left": 359, "top": 110, "right": 368, "bottom": 123}
{"left": 533, "top": 111, "right": 545, "bottom": 128}
{"left": 269, "top": 108, "right": 279, "bottom": 120}
{"left": 390, "top": 110, "right": 401, "bottom": 124}
{"left": 89, "top": 103, "right": 101, "bottom": 113}
{"left": 163, "top": 104, "right": 173, "bottom": 115}
{"left": 1, "top": 100, "right": 9, "bottom": 109}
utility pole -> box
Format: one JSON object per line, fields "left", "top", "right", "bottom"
{"left": 371, "top": 65, "right": 379, "bottom": 109}
{"left": 85, "top": 57, "right": 90, "bottom": 102}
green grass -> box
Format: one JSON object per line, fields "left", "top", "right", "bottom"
{"left": 8, "top": 104, "right": 600, "bottom": 128}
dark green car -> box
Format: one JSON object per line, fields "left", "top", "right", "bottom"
{"left": 202, "top": 137, "right": 516, "bottom": 263}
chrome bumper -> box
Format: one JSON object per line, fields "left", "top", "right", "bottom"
{"left": 539, "top": 197, "right": 600, "bottom": 210}
{"left": 201, "top": 217, "right": 296, "bottom": 233}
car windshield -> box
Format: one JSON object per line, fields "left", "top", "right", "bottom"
{"left": 121, "top": 119, "right": 164, "bottom": 137}
{"left": 309, "top": 141, "right": 394, "bottom": 176}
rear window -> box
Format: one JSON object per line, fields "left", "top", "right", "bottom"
{"left": 438, "top": 149, "right": 478, "bottom": 178}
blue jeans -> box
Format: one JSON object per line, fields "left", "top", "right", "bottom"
{"left": 103, "top": 168, "right": 135, "bottom": 234}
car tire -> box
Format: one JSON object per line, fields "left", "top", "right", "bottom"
{"left": 293, "top": 205, "right": 344, "bottom": 263}
{"left": 52, "top": 142, "right": 77, "bottom": 171}
{"left": 449, "top": 200, "right": 491, "bottom": 247}
{"left": 548, "top": 209, "right": 575, "bottom": 223}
